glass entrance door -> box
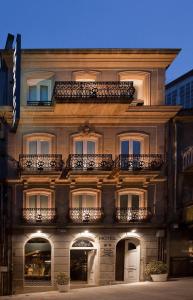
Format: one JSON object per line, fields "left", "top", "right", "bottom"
{"left": 70, "top": 250, "right": 88, "bottom": 281}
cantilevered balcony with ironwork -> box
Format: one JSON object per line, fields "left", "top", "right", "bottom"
{"left": 116, "top": 154, "right": 164, "bottom": 172}
{"left": 22, "top": 208, "right": 56, "bottom": 225}
{"left": 115, "top": 207, "right": 152, "bottom": 223}
{"left": 66, "top": 154, "right": 113, "bottom": 172}
{"left": 69, "top": 208, "right": 104, "bottom": 224}
{"left": 182, "top": 146, "right": 193, "bottom": 171}
{"left": 53, "top": 81, "right": 136, "bottom": 103}
{"left": 19, "top": 154, "right": 63, "bottom": 175}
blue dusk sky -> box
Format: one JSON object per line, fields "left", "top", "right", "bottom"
{"left": 0, "top": 0, "right": 192, "bottom": 83}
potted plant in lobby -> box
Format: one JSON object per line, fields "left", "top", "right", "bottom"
{"left": 145, "top": 260, "right": 168, "bottom": 282}
{"left": 56, "top": 272, "right": 70, "bottom": 292}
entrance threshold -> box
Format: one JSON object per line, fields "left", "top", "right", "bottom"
{"left": 70, "top": 281, "right": 96, "bottom": 289}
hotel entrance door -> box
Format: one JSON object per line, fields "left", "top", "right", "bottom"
{"left": 70, "top": 250, "right": 88, "bottom": 281}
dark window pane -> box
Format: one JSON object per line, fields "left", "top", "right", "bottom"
{"left": 131, "top": 194, "right": 139, "bottom": 209}
{"left": 133, "top": 141, "right": 141, "bottom": 155}
{"left": 120, "top": 195, "right": 128, "bottom": 209}
{"left": 128, "top": 242, "right": 136, "bottom": 250}
{"left": 29, "top": 86, "right": 37, "bottom": 101}
{"left": 121, "top": 141, "right": 129, "bottom": 155}
{"left": 40, "top": 85, "right": 48, "bottom": 101}
{"left": 75, "top": 141, "right": 83, "bottom": 154}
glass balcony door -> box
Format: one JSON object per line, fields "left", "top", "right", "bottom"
{"left": 24, "top": 194, "right": 53, "bottom": 223}
{"left": 28, "top": 140, "right": 50, "bottom": 155}
{"left": 75, "top": 140, "right": 96, "bottom": 155}
{"left": 119, "top": 194, "right": 140, "bottom": 210}
{"left": 118, "top": 194, "right": 146, "bottom": 222}
{"left": 120, "top": 140, "right": 141, "bottom": 170}
{"left": 73, "top": 140, "right": 96, "bottom": 170}
{"left": 72, "top": 194, "right": 97, "bottom": 209}
{"left": 71, "top": 193, "right": 99, "bottom": 223}
{"left": 28, "top": 194, "right": 49, "bottom": 209}
{"left": 121, "top": 140, "right": 141, "bottom": 155}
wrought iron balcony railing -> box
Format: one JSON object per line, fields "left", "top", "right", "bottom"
{"left": 182, "top": 146, "right": 193, "bottom": 171}
{"left": 53, "top": 81, "right": 135, "bottom": 103}
{"left": 115, "top": 208, "right": 152, "bottom": 223}
{"left": 19, "top": 154, "right": 63, "bottom": 174}
{"left": 69, "top": 208, "right": 104, "bottom": 223}
{"left": 66, "top": 154, "right": 113, "bottom": 171}
{"left": 116, "top": 154, "right": 164, "bottom": 171}
{"left": 22, "top": 208, "right": 56, "bottom": 224}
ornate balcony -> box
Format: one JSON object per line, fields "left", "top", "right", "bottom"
{"left": 115, "top": 208, "right": 152, "bottom": 223}
{"left": 53, "top": 81, "right": 135, "bottom": 103}
{"left": 22, "top": 208, "right": 56, "bottom": 224}
{"left": 117, "top": 154, "right": 164, "bottom": 171}
{"left": 66, "top": 154, "right": 113, "bottom": 171}
{"left": 182, "top": 146, "right": 193, "bottom": 171}
{"left": 19, "top": 154, "right": 63, "bottom": 174}
{"left": 69, "top": 208, "right": 104, "bottom": 223}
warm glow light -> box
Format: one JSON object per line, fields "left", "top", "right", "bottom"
{"left": 29, "top": 231, "right": 48, "bottom": 239}
{"left": 75, "top": 231, "right": 96, "bottom": 239}
{"left": 131, "top": 229, "right": 136, "bottom": 233}
{"left": 121, "top": 232, "right": 141, "bottom": 239}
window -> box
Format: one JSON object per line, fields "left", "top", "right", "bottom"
{"left": 70, "top": 190, "right": 101, "bottom": 223}
{"left": 28, "top": 79, "right": 51, "bottom": 104}
{"left": 74, "top": 140, "right": 96, "bottom": 154}
{"left": 72, "top": 192, "right": 98, "bottom": 208}
{"left": 118, "top": 133, "right": 149, "bottom": 155}
{"left": 121, "top": 140, "right": 141, "bottom": 155}
{"left": 119, "top": 71, "right": 150, "bottom": 105}
{"left": 117, "top": 190, "right": 147, "bottom": 209}
{"left": 28, "top": 139, "right": 50, "bottom": 155}
{"left": 24, "top": 191, "right": 53, "bottom": 209}
{"left": 25, "top": 238, "right": 51, "bottom": 283}
{"left": 23, "top": 190, "right": 55, "bottom": 223}
{"left": 116, "top": 190, "right": 149, "bottom": 222}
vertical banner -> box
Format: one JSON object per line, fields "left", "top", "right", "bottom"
{"left": 12, "top": 34, "right": 21, "bottom": 131}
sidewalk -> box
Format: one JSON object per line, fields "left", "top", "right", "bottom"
{"left": 1, "top": 278, "right": 193, "bottom": 300}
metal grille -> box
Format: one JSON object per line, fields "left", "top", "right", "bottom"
{"left": 117, "top": 154, "right": 164, "bottom": 171}
{"left": 115, "top": 208, "right": 152, "bottom": 223}
{"left": 19, "top": 154, "right": 63, "bottom": 174}
{"left": 53, "top": 81, "right": 135, "bottom": 103}
{"left": 66, "top": 154, "right": 113, "bottom": 171}
{"left": 22, "top": 208, "right": 56, "bottom": 224}
{"left": 69, "top": 208, "right": 104, "bottom": 223}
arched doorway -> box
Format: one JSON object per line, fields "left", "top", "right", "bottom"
{"left": 115, "top": 238, "right": 140, "bottom": 283}
{"left": 24, "top": 238, "right": 51, "bottom": 286}
{"left": 70, "top": 238, "right": 97, "bottom": 285}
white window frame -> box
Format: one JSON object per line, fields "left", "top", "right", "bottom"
{"left": 24, "top": 190, "right": 53, "bottom": 209}
{"left": 117, "top": 190, "right": 147, "bottom": 209}
{"left": 27, "top": 79, "right": 52, "bottom": 102}
{"left": 73, "top": 137, "right": 98, "bottom": 154}
{"left": 71, "top": 190, "right": 100, "bottom": 208}
{"left": 26, "top": 137, "right": 52, "bottom": 155}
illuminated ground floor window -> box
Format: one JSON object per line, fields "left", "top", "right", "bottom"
{"left": 24, "top": 238, "right": 51, "bottom": 285}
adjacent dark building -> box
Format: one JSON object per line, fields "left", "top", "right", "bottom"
{"left": 166, "top": 69, "right": 193, "bottom": 108}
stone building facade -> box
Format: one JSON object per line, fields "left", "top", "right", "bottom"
{"left": 0, "top": 41, "right": 181, "bottom": 294}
